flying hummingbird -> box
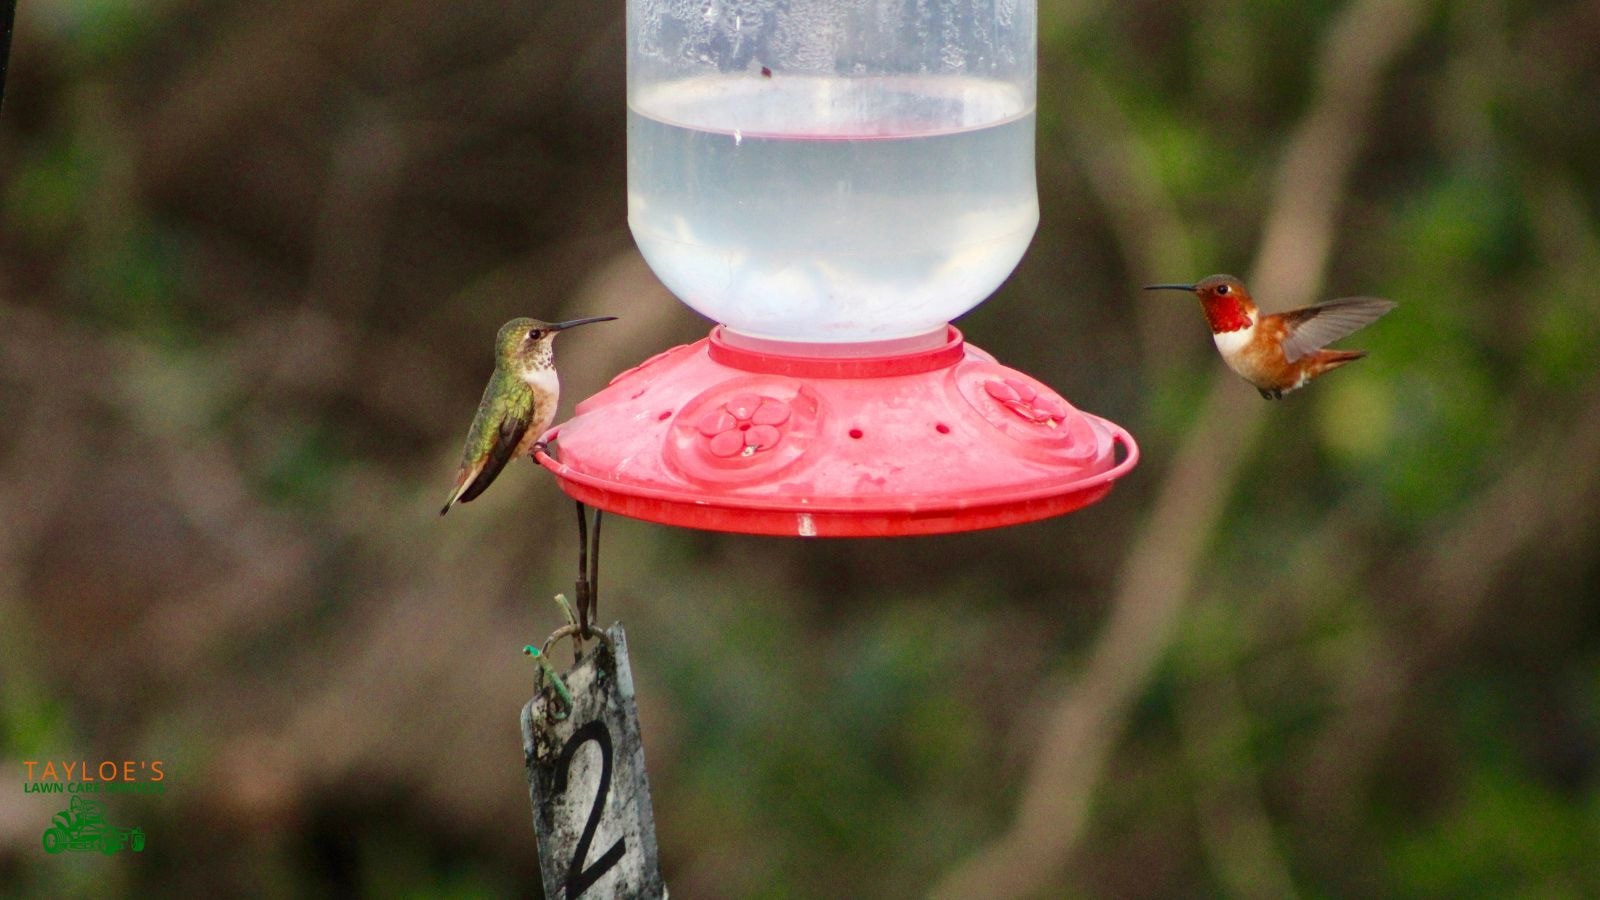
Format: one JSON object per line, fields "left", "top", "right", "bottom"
{"left": 1144, "top": 275, "right": 1395, "bottom": 399}
{"left": 440, "top": 315, "right": 616, "bottom": 515}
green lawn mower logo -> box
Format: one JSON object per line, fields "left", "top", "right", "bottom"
{"left": 41, "top": 796, "right": 146, "bottom": 855}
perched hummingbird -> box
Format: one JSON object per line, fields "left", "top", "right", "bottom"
{"left": 440, "top": 316, "right": 616, "bottom": 515}
{"left": 1144, "top": 275, "right": 1395, "bottom": 399}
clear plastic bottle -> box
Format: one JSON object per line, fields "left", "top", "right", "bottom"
{"left": 628, "top": 1, "right": 1038, "bottom": 346}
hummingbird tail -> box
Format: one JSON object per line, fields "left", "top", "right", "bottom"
{"left": 1301, "top": 349, "right": 1369, "bottom": 387}
{"left": 1317, "top": 348, "right": 1368, "bottom": 368}
{"left": 440, "top": 470, "right": 475, "bottom": 515}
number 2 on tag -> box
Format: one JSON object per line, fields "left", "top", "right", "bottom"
{"left": 554, "top": 721, "right": 626, "bottom": 897}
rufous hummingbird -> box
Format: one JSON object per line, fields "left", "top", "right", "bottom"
{"left": 1144, "top": 275, "right": 1395, "bottom": 399}
{"left": 440, "top": 315, "right": 616, "bottom": 515}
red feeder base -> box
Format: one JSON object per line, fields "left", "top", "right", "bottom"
{"left": 536, "top": 326, "right": 1138, "bottom": 537}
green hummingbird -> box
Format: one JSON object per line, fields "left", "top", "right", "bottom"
{"left": 440, "top": 315, "right": 616, "bottom": 515}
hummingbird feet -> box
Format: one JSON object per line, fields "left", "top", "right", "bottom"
{"left": 1257, "top": 387, "right": 1284, "bottom": 400}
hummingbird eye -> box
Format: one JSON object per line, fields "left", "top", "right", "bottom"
{"left": 1215, "top": 284, "right": 1231, "bottom": 295}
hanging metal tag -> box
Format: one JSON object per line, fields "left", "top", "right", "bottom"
{"left": 523, "top": 623, "right": 666, "bottom": 900}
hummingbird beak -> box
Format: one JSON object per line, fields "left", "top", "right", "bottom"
{"left": 547, "top": 315, "right": 618, "bottom": 332}
{"left": 1142, "top": 283, "right": 1197, "bottom": 293}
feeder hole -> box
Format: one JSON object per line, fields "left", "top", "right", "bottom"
{"left": 935, "top": 423, "right": 950, "bottom": 434}
{"left": 657, "top": 410, "right": 671, "bottom": 421}
{"left": 848, "top": 428, "right": 863, "bottom": 440}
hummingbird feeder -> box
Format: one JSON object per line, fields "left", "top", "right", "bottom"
{"left": 538, "top": 0, "right": 1137, "bottom": 537}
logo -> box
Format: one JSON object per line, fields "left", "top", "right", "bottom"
{"left": 41, "top": 796, "right": 146, "bottom": 855}
{"left": 23, "top": 759, "right": 165, "bottom": 856}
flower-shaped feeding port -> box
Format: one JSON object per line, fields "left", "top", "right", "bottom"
{"left": 698, "top": 395, "right": 791, "bottom": 458}
{"left": 986, "top": 377, "right": 1068, "bottom": 427}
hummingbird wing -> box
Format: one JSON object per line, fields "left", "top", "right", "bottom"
{"left": 1277, "top": 296, "right": 1396, "bottom": 363}
{"left": 440, "top": 374, "right": 536, "bottom": 514}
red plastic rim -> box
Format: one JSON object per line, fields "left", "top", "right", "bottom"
{"left": 536, "top": 328, "right": 1139, "bottom": 537}
{"left": 538, "top": 428, "right": 1136, "bottom": 536}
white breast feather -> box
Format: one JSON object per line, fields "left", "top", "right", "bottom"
{"left": 520, "top": 366, "right": 562, "bottom": 440}
{"left": 1211, "top": 318, "right": 1255, "bottom": 356}
{"left": 521, "top": 365, "right": 559, "bottom": 397}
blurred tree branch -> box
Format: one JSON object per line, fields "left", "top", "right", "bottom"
{"left": 1176, "top": 666, "right": 1301, "bottom": 900}
{"left": 932, "top": 0, "right": 1430, "bottom": 895}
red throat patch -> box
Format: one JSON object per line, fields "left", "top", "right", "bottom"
{"left": 1202, "top": 296, "right": 1252, "bottom": 333}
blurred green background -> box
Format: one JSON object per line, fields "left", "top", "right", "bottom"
{"left": 2, "top": 0, "right": 1599, "bottom": 897}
